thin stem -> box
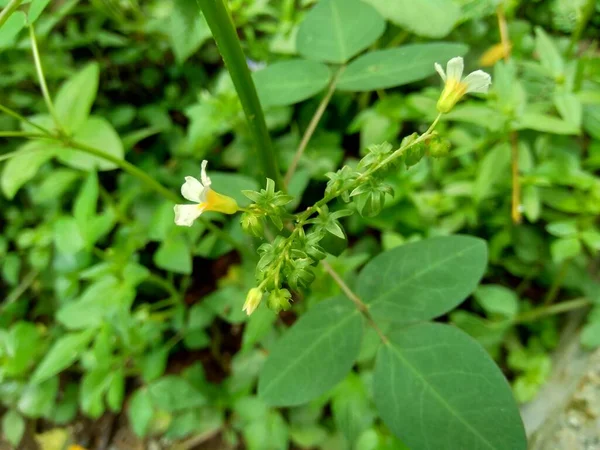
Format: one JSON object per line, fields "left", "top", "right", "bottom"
{"left": 497, "top": 6, "right": 522, "bottom": 224}
{"left": 321, "top": 260, "right": 389, "bottom": 344}
{"left": 4, "top": 271, "right": 38, "bottom": 305}
{"left": 543, "top": 260, "right": 569, "bottom": 306}
{"left": 0, "top": 103, "right": 54, "bottom": 135}
{"left": 29, "top": 25, "right": 66, "bottom": 135}
{"left": 284, "top": 67, "right": 345, "bottom": 187}
{"left": 0, "top": 0, "right": 23, "bottom": 29}
{"left": 0, "top": 131, "right": 47, "bottom": 139}
{"left": 197, "top": 0, "right": 283, "bottom": 189}
{"left": 512, "top": 297, "right": 591, "bottom": 324}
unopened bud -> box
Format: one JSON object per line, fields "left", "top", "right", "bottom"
{"left": 267, "top": 288, "right": 292, "bottom": 313}
{"left": 241, "top": 213, "right": 264, "bottom": 237}
{"left": 242, "top": 287, "right": 263, "bottom": 315}
{"left": 428, "top": 135, "right": 451, "bottom": 158}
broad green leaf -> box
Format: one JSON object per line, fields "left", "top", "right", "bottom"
{"left": 29, "top": 0, "right": 52, "bottom": 22}
{"left": 258, "top": 297, "right": 363, "bottom": 406}
{"left": 337, "top": 43, "right": 468, "bottom": 92}
{"left": 474, "top": 284, "right": 519, "bottom": 319}
{"left": 517, "top": 112, "right": 580, "bottom": 135}
{"left": 31, "top": 330, "right": 94, "bottom": 383}
{"left": 1, "top": 141, "right": 55, "bottom": 199}
{"left": 170, "top": 0, "right": 212, "bottom": 64}
{"left": 364, "top": 0, "right": 460, "bottom": 38}
{"left": 148, "top": 375, "right": 206, "bottom": 412}
{"left": 4, "top": 321, "right": 42, "bottom": 376}
{"left": 374, "top": 323, "right": 527, "bottom": 450}
{"left": 34, "top": 168, "right": 80, "bottom": 204}
{"left": 58, "top": 116, "right": 124, "bottom": 171}
{"left": 128, "top": 388, "right": 154, "bottom": 437}
{"left": 474, "top": 142, "right": 510, "bottom": 204}
{"left": 2, "top": 410, "right": 25, "bottom": 447}
{"left": 296, "top": 0, "right": 385, "bottom": 64}
{"left": 356, "top": 236, "right": 487, "bottom": 323}
{"left": 55, "top": 63, "right": 99, "bottom": 133}
{"left": 253, "top": 60, "right": 331, "bottom": 107}
{"left": 18, "top": 376, "right": 59, "bottom": 417}
{"left": 0, "top": 11, "right": 26, "bottom": 48}
{"left": 154, "top": 234, "right": 192, "bottom": 274}
{"left": 52, "top": 216, "right": 86, "bottom": 254}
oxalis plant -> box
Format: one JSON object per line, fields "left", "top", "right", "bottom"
{"left": 0, "top": 0, "right": 531, "bottom": 448}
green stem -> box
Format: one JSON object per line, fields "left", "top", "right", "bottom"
{"left": 543, "top": 259, "right": 569, "bottom": 306}
{"left": 0, "top": 131, "right": 47, "bottom": 138}
{"left": 0, "top": 0, "right": 23, "bottom": 29}
{"left": 197, "top": 0, "right": 282, "bottom": 188}
{"left": 512, "top": 297, "right": 591, "bottom": 324}
{"left": 29, "top": 25, "right": 66, "bottom": 135}
{"left": 0, "top": 103, "right": 53, "bottom": 135}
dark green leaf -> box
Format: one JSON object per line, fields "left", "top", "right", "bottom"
{"left": 170, "top": 0, "right": 212, "bottom": 64}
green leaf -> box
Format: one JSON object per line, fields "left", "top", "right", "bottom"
{"left": 170, "top": 0, "right": 212, "bottom": 64}
{"left": 474, "top": 284, "right": 519, "bottom": 319}
{"left": 2, "top": 410, "right": 25, "bottom": 447}
{"left": 357, "top": 236, "right": 487, "bottom": 323}
{"left": 58, "top": 116, "right": 124, "bottom": 171}
{"left": 148, "top": 375, "right": 206, "bottom": 412}
{"left": 4, "top": 321, "right": 42, "bottom": 377}
{"left": 55, "top": 63, "right": 100, "bottom": 133}
{"left": 517, "top": 112, "right": 580, "bottom": 135}
{"left": 253, "top": 60, "right": 331, "bottom": 107}
{"left": 337, "top": 43, "right": 468, "bottom": 92}
{"left": 1, "top": 141, "right": 55, "bottom": 199}
{"left": 551, "top": 237, "right": 581, "bottom": 263}
{"left": 332, "top": 373, "right": 375, "bottom": 445}
{"left": 18, "top": 376, "right": 59, "bottom": 418}
{"left": 0, "top": 11, "right": 26, "bottom": 48}
{"left": 474, "top": 142, "right": 510, "bottom": 204}
{"left": 52, "top": 216, "right": 86, "bottom": 255}
{"left": 107, "top": 368, "right": 125, "bottom": 412}
{"left": 74, "top": 171, "right": 99, "bottom": 226}
{"left": 31, "top": 330, "right": 94, "bottom": 383}
{"left": 554, "top": 92, "right": 582, "bottom": 128}
{"left": 258, "top": 297, "right": 363, "bottom": 406}
{"left": 374, "top": 323, "right": 527, "bottom": 450}
{"left": 154, "top": 234, "right": 192, "bottom": 274}
{"left": 80, "top": 367, "right": 111, "bottom": 418}
{"left": 34, "top": 168, "right": 80, "bottom": 204}
{"left": 140, "top": 347, "right": 169, "bottom": 383}
{"left": 364, "top": 0, "right": 460, "bottom": 38}
{"left": 29, "top": 0, "right": 52, "bottom": 22}
{"left": 535, "top": 27, "right": 564, "bottom": 77}
{"left": 296, "top": 0, "right": 385, "bottom": 64}
{"left": 128, "top": 388, "right": 154, "bottom": 437}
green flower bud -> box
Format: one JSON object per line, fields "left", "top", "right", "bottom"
{"left": 404, "top": 141, "right": 426, "bottom": 167}
{"left": 428, "top": 135, "right": 451, "bottom": 158}
{"left": 241, "top": 212, "right": 264, "bottom": 237}
{"left": 267, "top": 288, "right": 292, "bottom": 313}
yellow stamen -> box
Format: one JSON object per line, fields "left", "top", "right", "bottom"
{"left": 437, "top": 79, "right": 468, "bottom": 113}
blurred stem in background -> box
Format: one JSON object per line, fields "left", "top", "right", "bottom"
{"left": 196, "top": 0, "right": 283, "bottom": 189}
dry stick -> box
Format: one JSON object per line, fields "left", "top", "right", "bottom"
{"left": 321, "top": 260, "right": 389, "bottom": 344}
{"left": 284, "top": 66, "right": 345, "bottom": 187}
{"left": 497, "top": 5, "right": 522, "bottom": 224}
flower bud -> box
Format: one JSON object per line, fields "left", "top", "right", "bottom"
{"left": 242, "top": 287, "right": 263, "bottom": 316}
{"left": 428, "top": 135, "right": 451, "bottom": 158}
{"left": 267, "top": 288, "right": 292, "bottom": 313}
{"left": 241, "top": 212, "right": 264, "bottom": 237}
{"left": 405, "top": 141, "right": 426, "bottom": 167}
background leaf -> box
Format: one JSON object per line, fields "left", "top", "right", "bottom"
{"left": 258, "top": 297, "right": 363, "bottom": 406}
{"left": 253, "top": 59, "right": 331, "bottom": 107}
{"left": 357, "top": 236, "right": 487, "bottom": 323}
{"left": 54, "top": 63, "right": 100, "bottom": 133}
{"left": 337, "top": 43, "right": 468, "bottom": 92}
{"left": 296, "top": 0, "right": 385, "bottom": 64}
{"left": 31, "top": 331, "right": 94, "bottom": 383}
{"left": 170, "top": 0, "right": 212, "bottom": 64}
{"left": 2, "top": 410, "right": 25, "bottom": 447}
{"left": 373, "top": 323, "right": 527, "bottom": 450}
{"left": 1, "top": 141, "right": 55, "bottom": 199}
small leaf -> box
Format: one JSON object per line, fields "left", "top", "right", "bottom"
{"left": 296, "top": 0, "right": 385, "bottom": 64}
{"left": 29, "top": 0, "right": 52, "bottom": 22}
{"left": 337, "top": 43, "right": 468, "bottom": 92}
{"left": 154, "top": 234, "right": 192, "bottom": 274}
{"left": 0, "top": 11, "right": 26, "bottom": 48}
{"left": 474, "top": 284, "right": 519, "bottom": 319}
{"left": 517, "top": 112, "right": 580, "bottom": 135}
{"left": 170, "top": 0, "right": 212, "bottom": 64}
{"left": 1, "top": 141, "right": 55, "bottom": 199}
{"left": 128, "top": 388, "right": 154, "bottom": 437}
{"left": 58, "top": 116, "right": 124, "bottom": 171}
{"left": 52, "top": 216, "right": 86, "bottom": 255}
{"left": 474, "top": 142, "right": 510, "bottom": 204}
{"left": 551, "top": 237, "right": 581, "bottom": 263}
{"left": 148, "top": 375, "right": 206, "bottom": 412}
{"left": 107, "top": 368, "right": 125, "bottom": 412}
{"left": 332, "top": 373, "right": 375, "bottom": 445}
{"left": 54, "top": 63, "right": 100, "bottom": 133}
{"left": 2, "top": 410, "right": 25, "bottom": 447}
{"left": 253, "top": 59, "right": 331, "bottom": 107}
{"left": 374, "top": 323, "right": 527, "bottom": 450}
{"left": 31, "top": 330, "right": 94, "bottom": 383}
{"left": 364, "top": 0, "right": 460, "bottom": 38}
{"left": 535, "top": 27, "right": 564, "bottom": 77}
{"left": 258, "top": 297, "right": 363, "bottom": 406}
{"left": 18, "top": 377, "right": 59, "bottom": 418}
{"left": 357, "top": 236, "right": 487, "bottom": 323}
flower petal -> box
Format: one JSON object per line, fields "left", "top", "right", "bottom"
{"left": 181, "top": 176, "right": 206, "bottom": 203}
{"left": 174, "top": 204, "right": 204, "bottom": 227}
{"left": 200, "top": 160, "right": 211, "bottom": 187}
{"left": 446, "top": 57, "right": 464, "bottom": 82}
{"left": 463, "top": 70, "right": 492, "bottom": 94}
{"left": 434, "top": 63, "right": 446, "bottom": 82}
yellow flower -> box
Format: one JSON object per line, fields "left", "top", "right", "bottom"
{"left": 435, "top": 57, "right": 492, "bottom": 114}
{"left": 174, "top": 160, "right": 239, "bottom": 227}
{"left": 242, "top": 287, "right": 263, "bottom": 316}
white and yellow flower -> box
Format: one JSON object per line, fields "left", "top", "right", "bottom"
{"left": 242, "top": 287, "right": 263, "bottom": 316}
{"left": 174, "top": 160, "right": 238, "bottom": 227}
{"left": 435, "top": 56, "right": 492, "bottom": 113}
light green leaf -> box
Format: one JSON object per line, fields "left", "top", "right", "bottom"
{"left": 29, "top": 0, "right": 52, "bottom": 22}
{"left": 80, "top": 367, "right": 111, "bottom": 418}
{"left": 474, "top": 142, "right": 510, "bottom": 204}
{"left": 253, "top": 59, "right": 331, "bottom": 107}
{"left": 0, "top": 11, "right": 26, "bottom": 48}
{"left": 517, "top": 112, "right": 580, "bottom": 135}
{"left": 128, "top": 388, "right": 154, "bottom": 437}
{"left": 154, "top": 234, "right": 192, "bottom": 274}
{"left": 31, "top": 330, "right": 94, "bottom": 383}
{"left": 554, "top": 92, "right": 582, "bottom": 128}
{"left": 34, "top": 168, "right": 80, "bottom": 204}
{"left": 170, "top": 0, "right": 212, "bottom": 64}
{"left": 18, "top": 376, "right": 59, "bottom": 417}
{"left": 107, "top": 368, "right": 125, "bottom": 412}
{"left": 551, "top": 237, "right": 581, "bottom": 263}
{"left": 258, "top": 297, "right": 363, "bottom": 406}
{"left": 55, "top": 63, "right": 100, "bottom": 133}
{"left": 522, "top": 185, "right": 541, "bottom": 222}
{"left": 58, "top": 116, "right": 124, "bottom": 171}
{"left": 535, "top": 27, "right": 564, "bottom": 77}
{"left": 474, "top": 284, "right": 519, "bottom": 319}
{"left": 140, "top": 347, "right": 169, "bottom": 383}
{"left": 364, "top": 0, "right": 460, "bottom": 38}
{"left": 2, "top": 410, "right": 25, "bottom": 447}
{"left": 1, "top": 141, "right": 55, "bottom": 199}
{"left": 296, "top": 0, "right": 385, "bottom": 64}
{"left": 357, "top": 236, "right": 487, "bottom": 323}
{"left": 337, "top": 43, "right": 468, "bottom": 92}
{"left": 74, "top": 171, "right": 99, "bottom": 226}
{"left": 52, "top": 216, "right": 86, "bottom": 254}
{"left": 332, "top": 373, "right": 375, "bottom": 445}
{"left": 374, "top": 323, "right": 527, "bottom": 450}
{"left": 4, "top": 321, "right": 42, "bottom": 377}
{"left": 148, "top": 375, "right": 206, "bottom": 412}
